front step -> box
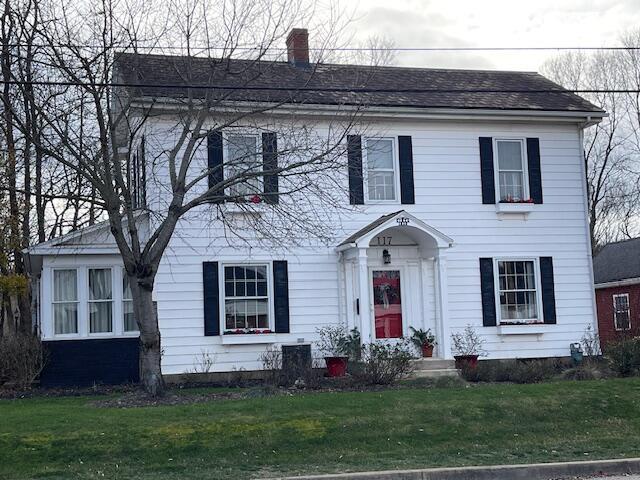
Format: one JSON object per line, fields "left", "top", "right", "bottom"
{"left": 410, "top": 358, "right": 459, "bottom": 378}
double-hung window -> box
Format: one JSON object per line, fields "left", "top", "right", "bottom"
{"left": 227, "top": 135, "right": 261, "bottom": 199}
{"left": 53, "top": 269, "right": 78, "bottom": 334}
{"left": 88, "top": 268, "right": 113, "bottom": 334}
{"left": 123, "top": 275, "right": 138, "bottom": 333}
{"left": 224, "top": 265, "right": 269, "bottom": 331}
{"left": 365, "top": 138, "right": 397, "bottom": 202}
{"left": 496, "top": 139, "right": 527, "bottom": 202}
{"left": 497, "top": 259, "right": 540, "bottom": 324}
{"left": 613, "top": 294, "right": 631, "bottom": 331}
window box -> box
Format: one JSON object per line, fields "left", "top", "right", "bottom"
{"left": 496, "top": 323, "right": 554, "bottom": 335}
{"left": 495, "top": 202, "right": 535, "bottom": 217}
{"left": 221, "top": 333, "right": 278, "bottom": 345}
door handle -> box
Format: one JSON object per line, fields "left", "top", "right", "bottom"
{"left": 356, "top": 298, "right": 360, "bottom": 315}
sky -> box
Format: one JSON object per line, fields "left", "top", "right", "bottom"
{"left": 334, "top": 0, "right": 640, "bottom": 72}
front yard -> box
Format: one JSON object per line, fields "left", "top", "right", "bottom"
{"left": 2, "top": 378, "right": 640, "bottom": 479}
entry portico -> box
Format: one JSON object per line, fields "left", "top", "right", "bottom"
{"left": 336, "top": 211, "right": 454, "bottom": 358}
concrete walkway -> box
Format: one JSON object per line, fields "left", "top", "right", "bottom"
{"left": 266, "top": 458, "right": 640, "bottom": 480}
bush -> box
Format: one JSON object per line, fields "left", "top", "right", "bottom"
{"left": 603, "top": 337, "right": 640, "bottom": 376}
{"left": 259, "top": 346, "right": 323, "bottom": 389}
{"left": 352, "top": 340, "right": 415, "bottom": 385}
{"left": 562, "top": 365, "right": 604, "bottom": 381}
{"left": 0, "top": 332, "right": 47, "bottom": 389}
{"left": 461, "top": 359, "right": 557, "bottom": 384}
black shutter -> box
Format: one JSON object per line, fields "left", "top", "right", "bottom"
{"left": 540, "top": 257, "right": 557, "bottom": 324}
{"left": 273, "top": 260, "right": 290, "bottom": 333}
{"left": 527, "top": 138, "right": 543, "bottom": 204}
{"left": 203, "top": 262, "right": 220, "bottom": 336}
{"left": 207, "top": 131, "right": 224, "bottom": 203}
{"left": 479, "top": 137, "right": 495, "bottom": 205}
{"left": 262, "top": 132, "right": 279, "bottom": 204}
{"left": 479, "top": 258, "right": 497, "bottom": 327}
{"left": 398, "top": 136, "right": 415, "bottom": 204}
{"left": 347, "top": 135, "right": 364, "bottom": 205}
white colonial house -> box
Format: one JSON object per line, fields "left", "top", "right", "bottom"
{"left": 25, "top": 29, "right": 605, "bottom": 386}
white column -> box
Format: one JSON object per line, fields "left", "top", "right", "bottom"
{"left": 357, "top": 248, "right": 372, "bottom": 343}
{"left": 436, "top": 250, "right": 452, "bottom": 359}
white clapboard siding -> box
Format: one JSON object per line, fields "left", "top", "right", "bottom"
{"left": 37, "top": 115, "right": 596, "bottom": 374}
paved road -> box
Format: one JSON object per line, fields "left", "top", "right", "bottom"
{"left": 564, "top": 476, "right": 640, "bottom": 480}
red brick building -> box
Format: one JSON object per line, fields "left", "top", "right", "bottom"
{"left": 593, "top": 238, "right": 640, "bottom": 345}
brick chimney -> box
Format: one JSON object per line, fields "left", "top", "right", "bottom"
{"left": 286, "top": 28, "right": 309, "bottom": 66}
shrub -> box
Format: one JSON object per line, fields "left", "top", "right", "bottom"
{"left": 603, "top": 337, "right": 640, "bottom": 377}
{"left": 0, "top": 332, "right": 48, "bottom": 389}
{"left": 562, "top": 365, "right": 604, "bottom": 381}
{"left": 259, "top": 346, "right": 323, "bottom": 389}
{"left": 451, "top": 325, "right": 487, "bottom": 357}
{"left": 352, "top": 340, "right": 415, "bottom": 385}
{"left": 461, "top": 359, "right": 557, "bottom": 384}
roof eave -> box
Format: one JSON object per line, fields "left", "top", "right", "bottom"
{"left": 128, "top": 97, "right": 606, "bottom": 124}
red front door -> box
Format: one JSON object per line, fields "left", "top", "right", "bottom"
{"left": 372, "top": 270, "right": 403, "bottom": 338}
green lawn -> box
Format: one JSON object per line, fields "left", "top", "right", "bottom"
{"left": 2, "top": 379, "right": 640, "bottom": 479}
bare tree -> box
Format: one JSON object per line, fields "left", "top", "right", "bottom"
{"left": 542, "top": 31, "right": 640, "bottom": 251}
{"left": 16, "top": 0, "right": 385, "bottom": 396}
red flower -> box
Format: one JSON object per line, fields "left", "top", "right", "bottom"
{"left": 250, "top": 194, "right": 262, "bottom": 204}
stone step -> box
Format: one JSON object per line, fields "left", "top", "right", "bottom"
{"left": 411, "top": 358, "right": 456, "bottom": 370}
{"left": 411, "top": 368, "right": 460, "bottom": 378}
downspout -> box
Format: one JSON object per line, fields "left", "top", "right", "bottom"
{"left": 578, "top": 118, "right": 600, "bottom": 340}
{"left": 337, "top": 251, "right": 346, "bottom": 328}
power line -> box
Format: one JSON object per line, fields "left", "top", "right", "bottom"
{"left": 6, "top": 43, "right": 640, "bottom": 52}
{"left": 0, "top": 79, "right": 635, "bottom": 94}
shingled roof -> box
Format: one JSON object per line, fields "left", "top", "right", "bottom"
{"left": 114, "top": 53, "right": 603, "bottom": 113}
{"left": 593, "top": 238, "right": 640, "bottom": 285}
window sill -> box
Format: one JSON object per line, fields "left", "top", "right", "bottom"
{"left": 221, "top": 333, "right": 278, "bottom": 345}
{"left": 495, "top": 203, "right": 534, "bottom": 218}
{"left": 497, "top": 324, "right": 553, "bottom": 335}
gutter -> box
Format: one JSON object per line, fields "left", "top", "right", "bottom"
{"left": 595, "top": 277, "right": 640, "bottom": 290}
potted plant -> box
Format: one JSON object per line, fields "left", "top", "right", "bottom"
{"left": 409, "top": 327, "right": 436, "bottom": 358}
{"left": 316, "top": 325, "right": 352, "bottom": 377}
{"left": 451, "top": 324, "right": 487, "bottom": 368}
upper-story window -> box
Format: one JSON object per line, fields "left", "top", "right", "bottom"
{"left": 365, "top": 138, "right": 398, "bottom": 202}
{"left": 496, "top": 259, "right": 541, "bottom": 324}
{"left": 495, "top": 139, "right": 528, "bottom": 202}
{"left": 53, "top": 269, "right": 78, "bottom": 334}
{"left": 88, "top": 268, "right": 113, "bottom": 334}
{"left": 129, "top": 137, "right": 146, "bottom": 209}
{"left": 227, "top": 135, "right": 261, "bottom": 199}
{"left": 613, "top": 293, "right": 631, "bottom": 331}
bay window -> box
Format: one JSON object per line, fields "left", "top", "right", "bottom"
{"left": 53, "top": 269, "right": 78, "bottom": 334}
{"left": 224, "top": 265, "right": 269, "bottom": 331}
{"left": 497, "top": 259, "right": 540, "bottom": 324}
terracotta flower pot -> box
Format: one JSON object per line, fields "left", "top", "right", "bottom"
{"left": 454, "top": 354, "right": 479, "bottom": 369}
{"left": 324, "top": 356, "right": 349, "bottom": 377}
{"left": 421, "top": 344, "right": 434, "bottom": 358}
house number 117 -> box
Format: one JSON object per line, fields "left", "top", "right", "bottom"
{"left": 375, "top": 236, "right": 392, "bottom": 246}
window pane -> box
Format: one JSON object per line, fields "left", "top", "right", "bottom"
{"left": 497, "top": 141, "right": 523, "bottom": 170}
{"left": 90, "top": 302, "right": 113, "bottom": 333}
{"left": 123, "top": 301, "right": 137, "bottom": 332}
{"left": 367, "top": 139, "right": 393, "bottom": 170}
{"left": 227, "top": 135, "right": 259, "bottom": 197}
{"left": 54, "top": 270, "right": 77, "bottom": 302}
{"left": 54, "top": 303, "right": 78, "bottom": 334}
{"left": 499, "top": 171, "right": 525, "bottom": 201}
{"left": 123, "top": 275, "right": 132, "bottom": 300}
{"left": 368, "top": 171, "right": 395, "bottom": 201}
{"left": 89, "top": 269, "right": 112, "bottom": 300}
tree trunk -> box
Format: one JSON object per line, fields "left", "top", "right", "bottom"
{"left": 132, "top": 275, "right": 164, "bottom": 396}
